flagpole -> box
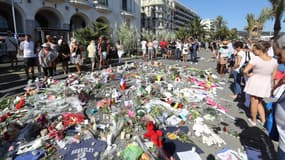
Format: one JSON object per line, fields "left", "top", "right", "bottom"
{"left": 11, "top": 0, "right": 18, "bottom": 39}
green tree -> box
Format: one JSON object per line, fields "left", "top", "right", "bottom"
{"left": 188, "top": 17, "right": 207, "bottom": 40}
{"left": 229, "top": 28, "right": 238, "bottom": 40}
{"left": 244, "top": 13, "right": 256, "bottom": 39}
{"left": 256, "top": 7, "right": 272, "bottom": 37}
{"left": 268, "top": 0, "right": 285, "bottom": 38}
{"left": 116, "top": 23, "right": 139, "bottom": 56}
{"left": 244, "top": 8, "right": 271, "bottom": 39}
{"left": 74, "top": 21, "right": 110, "bottom": 46}
{"left": 220, "top": 26, "right": 230, "bottom": 40}
{"left": 175, "top": 27, "right": 190, "bottom": 40}
{"left": 214, "top": 16, "right": 227, "bottom": 40}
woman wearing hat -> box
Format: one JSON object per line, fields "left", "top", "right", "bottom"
{"left": 218, "top": 41, "right": 230, "bottom": 75}
{"left": 38, "top": 43, "right": 57, "bottom": 81}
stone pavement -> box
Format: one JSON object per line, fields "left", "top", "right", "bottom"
{"left": 0, "top": 50, "right": 278, "bottom": 160}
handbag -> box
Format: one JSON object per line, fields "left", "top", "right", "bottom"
{"left": 240, "top": 51, "right": 251, "bottom": 74}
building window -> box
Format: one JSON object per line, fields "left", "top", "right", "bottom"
{"left": 122, "top": 0, "right": 128, "bottom": 11}
{"left": 0, "top": 15, "right": 9, "bottom": 31}
{"left": 97, "top": 0, "right": 108, "bottom": 7}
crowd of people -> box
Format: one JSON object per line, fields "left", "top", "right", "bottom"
{"left": 3, "top": 33, "right": 125, "bottom": 82}
{"left": 140, "top": 38, "right": 200, "bottom": 63}
{"left": 212, "top": 36, "right": 285, "bottom": 160}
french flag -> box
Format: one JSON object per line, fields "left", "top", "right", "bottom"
{"left": 120, "top": 78, "right": 126, "bottom": 90}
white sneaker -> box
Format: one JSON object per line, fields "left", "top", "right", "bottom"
{"left": 247, "top": 118, "right": 256, "bottom": 126}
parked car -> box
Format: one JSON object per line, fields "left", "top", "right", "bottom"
{"left": 0, "top": 43, "right": 9, "bottom": 63}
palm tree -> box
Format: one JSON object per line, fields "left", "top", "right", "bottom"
{"left": 244, "top": 8, "right": 271, "bottom": 39}
{"left": 268, "top": 0, "right": 285, "bottom": 38}
{"left": 74, "top": 21, "right": 110, "bottom": 46}
{"left": 188, "top": 17, "right": 207, "bottom": 40}
{"left": 256, "top": 7, "right": 272, "bottom": 37}
{"left": 245, "top": 13, "right": 257, "bottom": 39}
{"left": 214, "top": 16, "right": 227, "bottom": 40}
{"left": 229, "top": 28, "right": 238, "bottom": 40}
{"left": 175, "top": 27, "right": 190, "bottom": 40}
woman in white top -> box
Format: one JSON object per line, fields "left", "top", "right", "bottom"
{"left": 116, "top": 41, "right": 124, "bottom": 64}
{"left": 218, "top": 41, "right": 230, "bottom": 75}
{"left": 182, "top": 41, "right": 189, "bottom": 62}
{"left": 87, "top": 40, "right": 97, "bottom": 72}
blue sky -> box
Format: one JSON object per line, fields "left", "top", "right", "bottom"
{"left": 179, "top": 0, "right": 285, "bottom": 32}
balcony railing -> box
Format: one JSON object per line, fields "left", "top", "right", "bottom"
{"left": 69, "top": 0, "right": 92, "bottom": 8}
{"left": 94, "top": 0, "right": 111, "bottom": 13}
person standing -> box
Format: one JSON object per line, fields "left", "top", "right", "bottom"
{"left": 153, "top": 39, "right": 159, "bottom": 58}
{"left": 273, "top": 33, "right": 285, "bottom": 160}
{"left": 19, "top": 34, "right": 36, "bottom": 81}
{"left": 243, "top": 41, "right": 278, "bottom": 126}
{"left": 141, "top": 39, "right": 147, "bottom": 61}
{"left": 35, "top": 41, "right": 43, "bottom": 78}
{"left": 70, "top": 39, "right": 82, "bottom": 74}
{"left": 218, "top": 41, "right": 230, "bottom": 75}
{"left": 46, "top": 35, "right": 59, "bottom": 75}
{"left": 190, "top": 38, "right": 199, "bottom": 64}
{"left": 39, "top": 43, "right": 57, "bottom": 81}
{"left": 59, "top": 40, "right": 70, "bottom": 75}
{"left": 87, "top": 40, "right": 97, "bottom": 72}
{"left": 97, "top": 36, "right": 108, "bottom": 69}
{"left": 231, "top": 41, "right": 245, "bottom": 100}
{"left": 160, "top": 39, "right": 168, "bottom": 57}
{"left": 116, "top": 41, "right": 124, "bottom": 64}
{"left": 147, "top": 40, "right": 154, "bottom": 61}
{"left": 106, "top": 39, "right": 111, "bottom": 65}
{"left": 175, "top": 40, "right": 182, "bottom": 61}
{"left": 5, "top": 31, "right": 18, "bottom": 67}
{"left": 182, "top": 40, "right": 189, "bottom": 62}
{"left": 58, "top": 35, "right": 64, "bottom": 47}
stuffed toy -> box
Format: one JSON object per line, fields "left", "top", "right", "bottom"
{"left": 143, "top": 121, "right": 163, "bottom": 148}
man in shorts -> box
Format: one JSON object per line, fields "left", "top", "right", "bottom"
{"left": 19, "top": 34, "right": 35, "bottom": 80}
{"left": 4, "top": 31, "right": 18, "bottom": 67}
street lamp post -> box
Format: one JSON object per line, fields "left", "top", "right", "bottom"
{"left": 11, "top": 0, "right": 18, "bottom": 39}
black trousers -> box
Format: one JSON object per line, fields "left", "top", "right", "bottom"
{"left": 42, "top": 67, "right": 53, "bottom": 77}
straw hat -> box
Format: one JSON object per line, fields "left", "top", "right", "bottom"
{"left": 220, "top": 40, "right": 229, "bottom": 47}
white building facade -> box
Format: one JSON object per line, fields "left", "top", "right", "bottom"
{"left": 0, "top": 0, "right": 141, "bottom": 41}
{"left": 201, "top": 18, "right": 216, "bottom": 32}
{"left": 173, "top": 1, "right": 198, "bottom": 30}
{"left": 141, "top": 0, "right": 198, "bottom": 35}
{"left": 141, "top": 0, "right": 174, "bottom": 35}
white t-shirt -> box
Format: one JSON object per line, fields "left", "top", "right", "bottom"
{"left": 176, "top": 42, "right": 182, "bottom": 50}
{"left": 141, "top": 41, "right": 147, "bottom": 49}
{"left": 219, "top": 48, "right": 230, "bottom": 58}
{"left": 234, "top": 50, "right": 246, "bottom": 72}
{"left": 153, "top": 40, "right": 159, "bottom": 48}
{"left": 20, "top": 40, "right": 35, "bottom": 58}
